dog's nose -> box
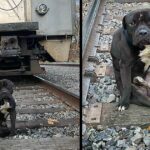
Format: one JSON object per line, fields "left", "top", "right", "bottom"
{"left": 139, "top": 29, "right": 148, "bottom": 35}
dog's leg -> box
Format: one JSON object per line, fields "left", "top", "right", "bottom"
{"left": 133, "top": 76, "right": 150, "bottom": 88}
{"left": 9, "top": 109, "right": 16, "bottom": 135}
{"left": 118, "top": 62, "right": 132, "bottom": 111}
{"left": 131, "top": 84, "right": 150, "bottom": 106}
{"left": 112, "top": 58, "right": 123, "bottom": 96}
{"left": 6, "top": 94, "right": 16, "bottom": 135}
{"left": 7, "top": 93, "right": 16, "bottom": 109}
{"left": 115, "top": 70, "right": 123, "bottom": 96}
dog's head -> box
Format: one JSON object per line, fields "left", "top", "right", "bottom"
{"left": 123, "top": 9, "right": 150, "bottom": 49}
{"left": 0, "top": 90, "right": 11, "bottom": 107}
{"left": 0, "top": 89, "right": 15, "bottom": 110}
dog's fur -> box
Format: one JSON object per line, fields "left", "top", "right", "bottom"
{"left": 139, "top": 45, "right": 150, "bottom": 71}
{"left": 0, "top": 79, "right": 16, "bottom": 137}
{"left": 111, "top": 9, "right": 150, "bottom": 110}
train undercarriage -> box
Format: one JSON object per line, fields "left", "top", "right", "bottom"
{"left": 0, "top": 22, "right": 55, "bottom": 76}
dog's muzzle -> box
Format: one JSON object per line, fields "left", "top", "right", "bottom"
{"left": 139, "top": 29, "right": 148, "bottom": 36}
{"left": 133, "top": 26, "right": 150, "bottom": 47}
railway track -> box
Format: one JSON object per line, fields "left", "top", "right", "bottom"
{"left": 83, "top": 0, "right": 105, "bottom": 106}
{"left": 83, "top": 0, "right": 150, "bottom": 149}
{"left": 39, "top": 63, "right": 80, "bottom": 97}
{"left": 0, "top": 65, "right": 79, "bottom": 150}
{"left": 82, "top": 0, "right": 101, "bottom": 57}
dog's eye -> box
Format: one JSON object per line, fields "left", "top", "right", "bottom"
{"left": 129, "top": 22, "right": 135, "bottom": 27}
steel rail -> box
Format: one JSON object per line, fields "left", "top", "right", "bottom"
{"left": 82, "top": 0, "right": 106, "bottom": 106}
{"left": 34, "top": 75, "right": 80, "bottom": 112}
{"left": 40, "top": 62, "right": 79, "bottom": 67}
{"left": 82, "top": 0, "right": 101, "bottom": 58}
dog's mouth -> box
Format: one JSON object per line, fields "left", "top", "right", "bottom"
{"left": 133, "top": 34, "right": 150, "bottom": 49}
{"left": 139, "top": 39, "right": 150, "bottom": 45}
{"left": 136, "top": 40, "right": 150, "bottom": 50}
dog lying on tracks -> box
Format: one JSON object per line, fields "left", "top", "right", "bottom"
{"left": 111, "top": 9, "right": 150, "bottom": 111}
{"left": 0, "top": 79, "right": 16, "bottom": 137}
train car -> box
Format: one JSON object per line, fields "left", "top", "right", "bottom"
{"left": 0, "top": 0, "right": 75, "bottom": 76}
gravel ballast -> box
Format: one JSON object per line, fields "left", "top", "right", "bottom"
{"left": 83, "top": 126, "right": 150, "bottom": 150}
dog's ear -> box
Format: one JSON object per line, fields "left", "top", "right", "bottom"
{"left": 2, "top": 80, "right": 7, "bottom": 87}
{"left": 122, "top": 15, "right": 126, "bottom": 29}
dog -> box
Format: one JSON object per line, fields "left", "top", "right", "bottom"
{"left": 0, "top": 79, "right": 16, "bottom": 137}
{"left": 111, "top": 9, "right": 150, "bottom": 111}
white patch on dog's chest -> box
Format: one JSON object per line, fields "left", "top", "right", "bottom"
{"left": 0, "top": 101, "right": 10, "bottom": 117}
{"left": 139, "top": 13, "right": 143, "bottom": 21}
{"left": 139, "top": 45, "right": 150, "bottom": 71}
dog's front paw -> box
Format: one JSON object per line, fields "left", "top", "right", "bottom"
{"left": 118, "top": 105, "right": 126, "bottom": 111}
{"left": 117, "top": 103, "right": 129, "bottom": 111}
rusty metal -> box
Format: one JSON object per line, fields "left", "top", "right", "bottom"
{"left": 0, "top": 22, "right": 54, "bottom": 76}
{"left": 82, "top": 0, "right": 101, "bottom": 57}
{"left": 40, "top": 62, "right": 79, "bottom": 67}
{"left": 34, "top": 75, "right": 80, "bottom": 112}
